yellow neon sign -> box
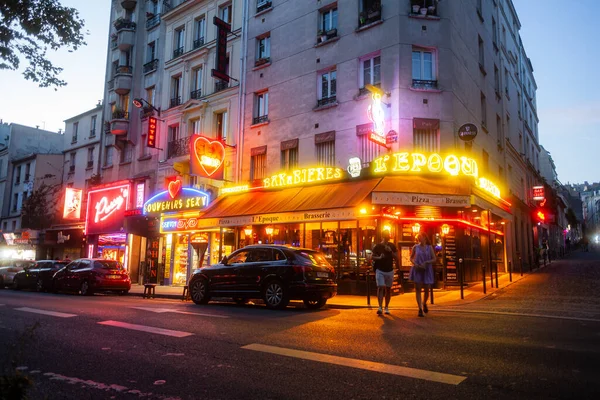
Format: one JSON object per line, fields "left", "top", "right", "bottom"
{"left": 221, "top": 185, "right": 249, "bottom": 194}
{"left": 372, "top": 152, "right": 479, "bottom": 178}
{"left": 263, "top": 167, "right": 344, "bottom": 188}
{"left": 478, "top": 177, "right": 501, "bottom": 198}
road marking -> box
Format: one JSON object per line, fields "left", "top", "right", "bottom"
{"left": 434, "top": 308, "right": 600, "bottom": 322}
{"left": 15, "top": 307, "right": 77, "bottom": 318}
{"left": 98, "top": 320, "right": 193, "bottom": 337}
{"left": 131, "top": 306, "right": 229, "bottom": 318}
{"left": 242, "top": 343, "right": 466, "bottom": 385}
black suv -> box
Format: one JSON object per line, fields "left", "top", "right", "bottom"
{"left": 188, "top": 245, "right": 337, "bottom": 309}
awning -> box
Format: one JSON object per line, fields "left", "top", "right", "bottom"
{"left": 373, "top": 176, "right": 472, "bottom": 195}
{"left": 201, "top": 179, "right": 381, "bottom": 219}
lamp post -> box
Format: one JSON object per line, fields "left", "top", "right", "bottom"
{"left": 133, "top": 97, "right": 161, "bottom": 116}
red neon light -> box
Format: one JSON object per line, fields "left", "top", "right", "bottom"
{"left": 168, "top": 178, "right": 182, "bottom": 199}
{"left": 368, "top": 131, "right": 387, "bottom": 147}
{"left": 537, "top": 211, "right": 545, "bottom": 221}
{"left": 147, "top": 116, "right": 157, "bottom": 148}
{"left": 190, "top": 134, "right": 225, "bottom": 179}
{"left": 85, "top": 183, "right": 130, "bottom": 235}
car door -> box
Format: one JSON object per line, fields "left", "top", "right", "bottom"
{"left": 234, "top": 248, "right": 275, "bottom": 294}
{"left": 210, "top": 249, "right": 250, "bottom": 295}
{"left": 23, "top": 262, "right": 41, "bottom": 288}
{"left": 70, "top": 260, "right": 92, "bottom": 289}
{"left": 53, "top": 261, "right": 77, "bottom": 290}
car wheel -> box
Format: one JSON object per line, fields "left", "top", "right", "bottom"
{"left": 303, "top": 298, "right": 327, "bottom": 309}
{"left": 36, "top": 279, "right": 44, "bottom": 292}
{"left": 263, "top": 280, "right": 289, "bottom": 310}
{"left": 80, "top": 281, "right": 93, "bottom": 296}
{"left": 12, "top": 278, "right": 20, "bottom": 290}
{"left": 190, "top": 278, "right": 211, "bottom": 305}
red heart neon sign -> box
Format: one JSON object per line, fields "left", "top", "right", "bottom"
{"left": 192, "top": 135, "right": 225, "bottom": 177}
{"left": 168, "top": 179, "right": 182, "bottom": 199}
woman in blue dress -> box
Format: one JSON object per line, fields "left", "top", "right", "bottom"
{"left": 409, "top": 232, "right": 436, "bottom": 317}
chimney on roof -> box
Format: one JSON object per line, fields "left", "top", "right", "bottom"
{"left": 36, "top": 125, "right": 39, "bottom": 129}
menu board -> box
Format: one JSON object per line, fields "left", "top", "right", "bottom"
{"left": 444, "top": 226, "right": 457, "bottom": 282}
{"left": 401, "top": 246, "right": 413, "bottom": 268}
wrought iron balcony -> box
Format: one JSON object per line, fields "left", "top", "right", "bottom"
{"left": 190, "top": 89, "right": 202, "bottom": 100}
{"left": 193, "top": 37, "right": 205, "bottom": 49}
{"left": 173, "top": 46, "right": 184, "bottom": 59}
{"left": 412, "top": 79, "right": 438, "bottom": 90}
{"left": 252, "top": 115, "right": 269, "bottom": 125}
{"left": 146, "top": 14, "right": 160, "bottom": 30}
{"left": 257, "top": 0, "right": 272, "bottom": 13}
{"left": 170, "top": 96, "right": 182, "bottom": 108}
{"left": 317, "top": 96, "right": 337, "bottom": 107}
{"left": 215, "top": 80, "right": 229, "bottom": 92}
{"left": 143, "top": 59, "right": 159, "bottom": 73}
{"left": 116, "top": 65, "right": 133, "bottom": 75}
{"left": 167, "top": 136, "right": 191, "bottom": 159}
{"left": 114, "top": 18, "right": 136, "bottom": 32}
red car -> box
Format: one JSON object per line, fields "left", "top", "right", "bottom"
{"left": 52, "top": 259, "right": 131, "bottom": 295}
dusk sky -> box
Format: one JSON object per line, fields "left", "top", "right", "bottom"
{"left": 0, "top": 0, "right": 597, "bottom": 185}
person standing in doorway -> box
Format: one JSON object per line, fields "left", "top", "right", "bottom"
{"left": 372, "top": 230, "right": 399, "bottom": 315}
{"left": 410, "top": 232, "right": 436, "bottom": 317}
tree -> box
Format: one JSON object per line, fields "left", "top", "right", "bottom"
{"left": 21, "top": 183, "right": 60, "bottom": 230}
{"left": 0, "top": 0, "right": 87, "bottom": 89}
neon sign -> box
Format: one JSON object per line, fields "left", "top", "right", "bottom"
{"left": 372, "top": 152, "right": 479, "bottom": 178}
{"left": 147, "top": 116, "right": 157, "bottom": 148}
{"left": 262, "top": 167, "right": 344, "bottom": 188}
{"left": 190, "top": 134, "right": 225, "bottom": 180}
{"left": 347, "top": 157, "right": 362, "bottom": 178}
{"left": 161, "top": 216, "right": 201, "bottom": 233}
{"left": 478, "top": 177, "right": 501, "bottom": 198}
{"left": 63, "top": 187, "right": 82, "bottom": 220}
{"left": 85, "top": 183, "right": 130, "bottom": 235}
{"left": 367, "top": 90, "right": 387, "bottom": 147}
{"left": 221, "top": 185, "right": 249, "bottom": 194}
{"left": 533, "top": 186, "right": 545, "bottom": 201}
{"left": 143, "top": 187, "right": 210, "bottom": 215}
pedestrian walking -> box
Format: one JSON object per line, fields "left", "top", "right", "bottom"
{"left": 410, "top": 232, "right": 436, "bottom": 317}
{"left": 371, "top": 230, "right": 399, "bottom": 315}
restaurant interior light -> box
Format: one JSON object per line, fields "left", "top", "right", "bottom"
{"left": 441, "top": 224, "right": 450, "bottom": 236}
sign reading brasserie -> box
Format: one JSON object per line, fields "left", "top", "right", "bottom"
{"left": 144, "top": 181, "right": 210, "bottom": 215}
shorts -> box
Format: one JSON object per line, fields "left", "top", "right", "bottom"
{"left": 375, "top": 269, "right": 394, "bottom": 287}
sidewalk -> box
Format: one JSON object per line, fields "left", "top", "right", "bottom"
{"left": 129, "top": 263, "right": 546, "bottom": 309}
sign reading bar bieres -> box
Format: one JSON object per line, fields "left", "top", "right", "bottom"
{"left": 143, "top": 186, "right": 210, "bottom": 215}
{"left": 263, "top": 167, "right": 344, "bottom": 188}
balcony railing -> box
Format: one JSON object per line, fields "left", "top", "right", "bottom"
{"left": 253, "top": 115, "right": 269, "bottom": 125}
{"left": 116, "top": 65, "right": 133, "bottom": 74}
{"left": 257, "top": 0, "right": 272, "bottom": 13}
{"left": 215, "top": 80, "right": 229, "bottom": 92}
{"left": 173, "top": 46, "right": 184, "bottom": 59}
{"left": 71, "top": 135, "right": 78, "bottom": 143}
{"left": 193, "top": 37, "right": 205, "bottom": 49}
{"left": 114, "top": 19, "right": 136, "bottom": 31}
{"left": 359, "top": 3, "right": 382, "bottom": 27}
{"left": 167, "top": 136, "right": 191, "bottom": 159}
{"left": 190, "top": 89, "right": 202, "bottom": 100}
{"left": 412, "top": 79, "right": 438, "bottom": 90}
{"left": 112, "top": 110, "right": 129, "bottom": 120}
{"left": 317, "top": 96, "right": 337, "bottom": 107}
{"left": 143, "top": 59, "right": 159, "bottom": 73}
{"left": 146, "top": 14, "right": 160, "bottom": 30}
{"left": 107, "top": 79, "right": 114, "bottom": 90}
{"left": 170, "top": 96, "right": 182, "bottom": 108}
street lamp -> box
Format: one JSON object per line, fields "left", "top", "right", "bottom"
{"left": 133, "top": 98, "right": 161, "bottom": 116}
{"left": 412, "top": 223, "right": 421, "bottom": 236}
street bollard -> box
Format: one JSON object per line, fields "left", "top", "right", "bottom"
{"left": 490, "top": 261, "right": 495, "bottom": 288}
{"left": 459, "top": 258, "right": 464, "bottom": 300}
{"left": 366, "top": 271, "right": 371, "bottom": 306}
{"left": 482, "top": 264, "right": 487, "bottom": 294}
{"left": 508, "top": 260, "right": 512, "bottom": 282}
{"left": 519, "top": 256, "right": 523, "bottom": 276}
{"left": 495, "top": 262, "right": 499, "bottom": 288}
{"left": 430, "top": 284, "right": 434, "bottom": 305}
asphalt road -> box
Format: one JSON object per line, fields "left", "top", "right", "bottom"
{"left": 1, "top": 250, "right": 599, "bottom": 400}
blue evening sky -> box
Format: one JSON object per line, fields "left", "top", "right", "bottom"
{"left": 0, "top": 0, "right": 597, "bottom": 184}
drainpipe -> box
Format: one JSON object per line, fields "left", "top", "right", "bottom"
{"left": 236, "top": 0, "right": 249, "bottom": 183}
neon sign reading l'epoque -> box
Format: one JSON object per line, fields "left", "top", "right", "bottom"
{"left": 372, "top": 152, "right": 479, "bottom": 178}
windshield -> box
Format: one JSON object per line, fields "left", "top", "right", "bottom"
{"left": 94, "top": 260, "right": 124, "bottom": 270}
{"left": 293, "top": 250, "right": 332, "bottom": 267}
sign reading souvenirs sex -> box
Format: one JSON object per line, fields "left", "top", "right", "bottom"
{"left": 143, "top": 183, "right": 210, "bottom": 216}
{"left": 85, "top": 183, "right": 130, "bottom": 235}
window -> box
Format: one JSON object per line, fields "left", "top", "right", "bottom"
{"left": 256, "top": 34, "right": 270, "bottom": 64}
{"left": 250, "top": 153, "right": 266, "bottom": 181}
{"left": 2, "top": 221, "right": 6, "bottom": 231}
{"left": 12, "top": 193, "right": 18, "bottom": 211}
{"left": 280, "top": 140, "right": 298, "bottom": 170}
{"left": 360, "top": 54, "right": 381, "bottom": 89}
{"left": 481, "top": 92, "right": 487, "bottom": 128}
{"left": 72, "top": 122, "right": 78, "bottom": 143}
{"left": 90, "top": 115, "right": 97, "bottom": 137}
{"left": 191, "top": 67, "right": 202, "bottom": 99}
{"left": 146, "top": 86, "right": 155, "bottom": 106}
{"left": 253, "top": 91, "right": 268, "bottom": 124}
{"left": 120, "top": 142, "right": 132, "bottom": 163}
{"left": 496, "top": 115, "right": 502, "bottom": 144}
{"left": 504, "top": 68, "right": 509, "bottom": 95}
{"left": 189, "top": 118, "right": 201, "bottom": 136}
{"left": 169, "top": 125, "right": 180, "bottom": 142}
{"left": 478, "top": 35, "right": 485, "bottom": 72}
{"left": 23, "top": 191, "right": 28, "bottom": 204}
{"left": 194, "top": 17, "right": 206, "bottom": 48}
{"left": 87, "top": 148, "right": 94, "bottom": 168}
{"left": 118, "top": 93, "right": 130, "bottom": 114}
{"left": 476, "top": 0, "right": 483, "bottom": 19}
{"left": 320, "top": 7, "right": 338, "bottom": 33}
{"left": 494, "top": 65, "right": 500, "bottom": 95}
{"left": 220, "top": 3, "right": 232, "bottom": 24}
{"left": 257, "top": 0, "right": 271, "bottom": 13}
{"left": 482, "top": 149, "right": 489, "bottom": 173}
{"left": 11, "top": 220, "right": 16, "bottom": 231}
{"left": 315, "top": 132, "right": 335, "bottom": 166}
{"left": 492, "top": 17, "right": 498, "bottom": 46}
{"left": 413, "top": 127, "right": 439, "bottom": 152}
{"left": 412, "top": 48, "right": 436, "bottom": 89}
{"left": 104, "top": 146, "right": 113, "bottom": 167}
{"left": 359, "top": 134, "right": 381, "bottom": 164}
{"left": 147, "top": 41, "right": 156, "bottom": 63}
{"left": 173, "top": 27, "right": 185, "bottom": 58}
{"left": 318, "top": 69, "right": 336, "bottom": 106}
{"left": 171, "top": 76, "right": 181, "bottom": 107}
{"left": 69, "top": 152, "right": 76, "bottom": 173}
{"left": 25, "top": 163, "right": 30, "bottom": 182}
{"left": 15, "top": 165, "right": 21, "bottom": 184}
{"left": 502, "top": 25, "right": 506, "bottom": 47}
{"left": 216, "top": 111, "right": 228, "bottom": 141}
{"left": 0, "top": 159, "right": 3, "bottom": 178}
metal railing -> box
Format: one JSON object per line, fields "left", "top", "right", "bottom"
{"left": 116, "top": 65, "right": 133, "bottom": 74}
{"left": 112, "top": 110, "right": 129, "bottom": 120}
{"left": 359, "top": 4, "right": 382, "bottom": 27}
{"left": 107, "top": 79, "right": 114, "bottom": 90}
{"left": 169, "top": 96, "right": 182, "bottom": 108}
{"left": 252, "top": 115, "right": 269, "bottom": 125}
{"left": 143, "top": 59, "right": 159, "bottom": 73}
{"left": 173, "top": 46, "right": 184, "bottom": 59}
{"left": 167, "top": 136, "right": 191, "bottom": 159}
{"left": 412, "top": 79, "right": 438, "bottom": 90}
{"left": 190, "top": 89, "right": 202, "bottom": 100}
{"left": 256, "top": 0, "right": 272, "bottom": 13}
{"left": 114, "top": 19, "right": 136, "bottom": 31}
{"left": 193, "top": 37, "right": 205, "bottom": 49}
{"left": 317, "top": 96, "right": 337, "bottom": 107}
{"left": 215, "top": 81, "right": 229, "bottom": 92}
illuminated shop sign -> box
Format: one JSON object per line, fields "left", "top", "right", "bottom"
{"left": 347, "top": 157, "right": 362, "bottom": 178}
{"left": 478, "top": 177, "right": 501, "bottom": 199}
{"left": 63, "top": 187, "right": 83, "bottom": 220}
{"left": 532, "top": 186, "right": 545, "bottom": 201}
{"left": 85, "top": 183, "right": 130, "bottom": 235}
{"left": 372, "top": 152, "right": 479, "bottom": 178}
{"left": 190, "top": 134, "right": 225, "bottom": 180}
{"left": 147, "top": 116, "right": 157, "bottom": 148}
{"left": 143, "top": 186, "right": 210, "bottom": 215}
{"left": 161, "top": 216, "right": 201, "bottom": 233}
{"left": 221, "top": 185, "right": 249, "bottom": 195}
{"left": 366, "top": 85, "right": 387, "bottom": 147}
{"left": 263, "top": 167, "right": 344, "bottom": 188}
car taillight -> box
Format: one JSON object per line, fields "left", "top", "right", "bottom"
{"left": 292, "top": 266, "right": 314, "bottom": 278}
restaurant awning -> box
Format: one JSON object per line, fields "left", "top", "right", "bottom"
{"left": 372, "top": 176, "right": 472, "bottom": 195}
{"left": 201, "top": 179, "right": 382, "bottom": 219}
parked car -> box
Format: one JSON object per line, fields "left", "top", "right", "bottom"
{"left": 188, "top": 245, "right": 337, "bottom": 309}
{"left": 12, "top": 260, "right": 70, "bottom": 291}
{"left": 52, "top": 259, "right": 131, "bottom": 295}
{"left": 0, "top": 260, "right": 35, "bottom": 288}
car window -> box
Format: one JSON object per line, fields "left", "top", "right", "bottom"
{"left": 66, "top": 261, "right": 80, "bottom": 270}
{"left": 273, "top": 249, "right": 287, "bottom": 261}
{"left": 53, "top": 261, "right": 69, "bottom": 269}
{"left": 227, "top": 250, "right": 250, "bottom": 264}
{"left": 248, "top": 248, "right": 274, "bottom": 262}
{"left": 94, "top": 260, "right": 124, "bottom": 270}
{"left": 293, "top": 250, "right": 332, "bottom": 267}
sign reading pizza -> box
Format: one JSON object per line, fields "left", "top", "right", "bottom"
{"left": 85, "top": 183, "right": 130, "bottom": 235}
{"left": 147, "top": 116, "right": 157, "bottom": 148}
{"left": 189, "top": 134, "right": 225, "bottom": 180}
{"left": 63, "top": 187, "right": 83, "bottom": 220}
{"left": 143, "top": 180, "right": 210, "bottom": 216}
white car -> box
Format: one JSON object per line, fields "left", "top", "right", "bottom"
{"left": 0, "top": 260, "right": 35, "bottom": 288}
